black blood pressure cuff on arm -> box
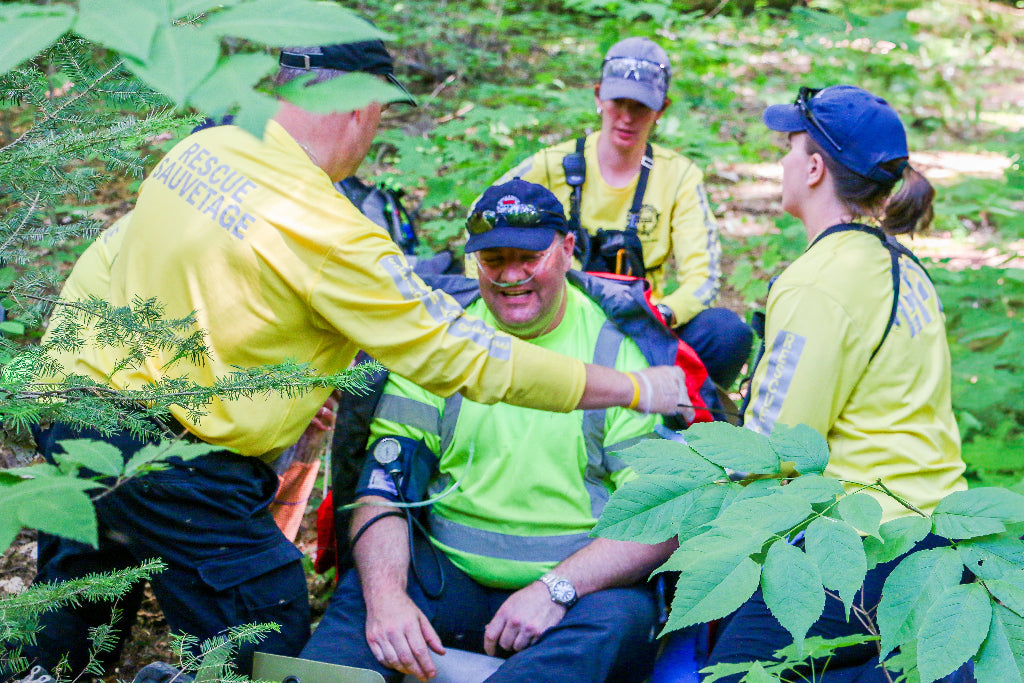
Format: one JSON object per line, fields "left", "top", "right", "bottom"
{"left": 355, "top": 436, "right": 438, "bottom": 504}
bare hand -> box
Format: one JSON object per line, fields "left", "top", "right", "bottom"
{"left": 484, "top": 581, "right": 565, "bottom": 656}
{"left": 365, "top": 593, "right": 445, "bottom": 682}
{"left": 633, "top": 366, "right": 696, "bottom": 421}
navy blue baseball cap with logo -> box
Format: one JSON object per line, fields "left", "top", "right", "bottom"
{"left": 763, "top": 85, "right": 908, "bottom": 183}
{"left": 465, "top": 179, "right": 568, "bottom": 253}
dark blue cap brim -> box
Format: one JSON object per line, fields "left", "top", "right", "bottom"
{"left": 763, "top": 103, "right": 808, "bottom": 133}
{"left": 465, "top": 227, "right": 559, "bottom": 253}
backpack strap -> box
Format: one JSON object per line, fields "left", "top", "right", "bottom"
{"left": 626, "top": 143, "right": 654, "bottom": 233}
{"left": 562, "top": 138, "right": 654, "bottom": 234}
{"left": 812, "top": 223, "right": 929, "bottom": 362}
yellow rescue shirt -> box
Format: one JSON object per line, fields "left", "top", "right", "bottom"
{"left": 60, "top": 121, "right": 586, "bottom": 459}
{"left": 745, "top": 226, "right": 966, "bottom": 522}
{"left": 480, "top": 132, "right": 721, "bottom": 325}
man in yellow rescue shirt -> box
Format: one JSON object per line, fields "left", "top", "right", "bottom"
{"left": 28, "top": 39, "right": 687, "bottom": 677}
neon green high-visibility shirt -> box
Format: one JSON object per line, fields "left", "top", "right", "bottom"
{"left": 369, "top": 285, "right": 661, "bottom": 589}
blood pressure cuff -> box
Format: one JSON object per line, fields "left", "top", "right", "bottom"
{"left": 355, "top": 436, "right": 438, "bottom": 504}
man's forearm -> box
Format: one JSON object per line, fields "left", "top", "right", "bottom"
{"left": 350, "top": 496, "right": 411, "bottom": 601}
{"left": 549, "top": 537, "right": 677, "bottom": 598}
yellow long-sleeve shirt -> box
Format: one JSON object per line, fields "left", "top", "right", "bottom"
{"left": 58, "top": 121, "right": 585, "bottom": 459}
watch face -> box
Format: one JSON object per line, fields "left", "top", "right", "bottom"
{"left": 551, "top": 579, "right": 576, "bottom": 604}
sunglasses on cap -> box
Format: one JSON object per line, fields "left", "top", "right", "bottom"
{"left": 466, "top": 204, "right": 565, "bottom": 235}
{"left": 601, "top": 57, "right": 668, "bottom": 89}
{"left": 796, "top": 86, "right": 844, "bottom": 153}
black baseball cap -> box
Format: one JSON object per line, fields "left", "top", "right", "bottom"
{"left": 279, "top": 40, "right": 417, "bottom": 107}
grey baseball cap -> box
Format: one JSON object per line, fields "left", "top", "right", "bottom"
{"left": 598, "top": 37, "right": 671, "bottom": 111}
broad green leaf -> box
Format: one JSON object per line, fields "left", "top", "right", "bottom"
{"left": 122, "top": 440, "right": 218, "bottom": 479}
{"left": 711, "top": 493, "right": 811, "bottom": 539}
{"left": 987, "top": 581, "right": 1024, "bottom": 618}
{"left": 664, "top": 549, "right": 761, "bottom": 631}
{"left": 864, "top": 515, "right": 931, "bottom": 571}
{"left": 189, "top": 53, "right": 280, "bottom": 137}
{"left": 684, "top": 421, "right": 780, "bottom": 474}
{"left": 838, "top": 493, "right": 883, "bottom": 539}
{"left": 201, "top": 0, "right": 386, "bottom": 45}
{"left": 4, "top": 477, "right": 102, "bottom": 547}
{"left": 76, "top": 0, "right": 160, "bottom": 61}
{"left": 771, "top": 634, "right": 878, "bottom": 662}
{"left": 53, "top": 438, "right": 124, "bottom": 477}
{"left": 958, "top": 534, "right": 1024, "bottom": 581}
{"left": 762, "top": 540, "right": 824, "bottom": 652}
{"left": 741, "top": 662, "right": 777, "bottom": 682}
{"left": 615, "top": 439, "right": 724, "bottom": 480}
{"left": 594, "top": 477, "right": 722, "bottom": 544}
{"left": 1, "top": 463, "right": 62, "bottom": 480}
{"left": 804, "top": 517, "right": 866, "bottom": 615}
{"left": 729, "top": 477, "right": 782, "bottom": 503}
{"left": 877, "top": 547, "right": 964, "bottom": 657}
{"left": 276, "top": 72, "right": 411, "bottom": 114}
{"left": 975, "top": 603, "right": 1024, "bottom": 683}
{"left": 933, "top": 488, "right": 1024, "bottom": 540}
{"left": 783, "top": 474, "right": 845, "bottom": 505}
{"left": 125, "top": 24, "right": 220, "bottom": 106}
{"left": 916, "top": 583, "right": 991, "bottom": 682}
{"left": 169, "top": 0, "right": 245, "bottom": 19}
{"left": 769, "top": 423, "right": 828, "bottom": 475}
{"left": 0, "top": 4, "right": 75, "bottom": 74}
{"left": 675, "top": 484, "right": 735, "bottom": 543}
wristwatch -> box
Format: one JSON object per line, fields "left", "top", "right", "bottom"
{"left": 539, "top": 573, "right": 578, "bottom": 608}
{"left": 656, "top": 303, "right": 677, "bottom": 328}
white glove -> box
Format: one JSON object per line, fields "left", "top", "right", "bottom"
{"left": 632, "top": 366, "right": 696, "bottom": 422}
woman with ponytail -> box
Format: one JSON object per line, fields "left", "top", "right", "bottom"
{"left": 707, "top": 86, "right": 968, "bottom": 680}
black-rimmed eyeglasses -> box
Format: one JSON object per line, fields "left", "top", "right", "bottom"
{"left": 796, "top": 86, "right": 843, "bottom": 153}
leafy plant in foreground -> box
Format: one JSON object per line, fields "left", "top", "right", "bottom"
{"left": 595, "top": 421, "right": 1024, "bottom": 681}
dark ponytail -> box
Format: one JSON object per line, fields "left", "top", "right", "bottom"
{"left": 806, "top": 138, "right": 936, "bottom": 236}
{"left": 881, "top": 163, "right": 935, "bottom": 235}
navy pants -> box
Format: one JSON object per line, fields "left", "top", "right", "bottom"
{"left": 677, "top": 308, "right": 753, "bottom": 390}
{"left": 28, "top": 423, "right": 310, "bottom": 676}
{"left": 301, "top": 537, "right": 660, "bottom": 682}
{"left": 705, "top": 534, "right": 968, "bottom": 682}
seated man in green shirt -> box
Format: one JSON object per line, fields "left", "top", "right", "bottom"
{"left": 300, "top": 179, "right": 677, "bottom": 682}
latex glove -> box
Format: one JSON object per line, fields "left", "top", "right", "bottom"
{"left": 633, "top": 366, "right": 696, "bottom": 422}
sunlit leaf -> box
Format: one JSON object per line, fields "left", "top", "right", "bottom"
{"left": 916, "top": 583, "right": 990, "bottom": 682}
{"left": 0, "top": 3, "right": 74, "bottom": 74}
{"left": 3, "top": 477, "right": 103, "bottom": 548}
{"left": 975, "top": 603, "right": 1024, "bottom": 683}
{"left": 685, "top": 421, "right": 779, "bottom": 474}
{"left": 594, "top": 477, "right": 725, "bottom": 544}
{"left": 124, "top": 24, "right": 219, "bottom": 105}
{"left": 864, "top": 515, "right": 931, "bottom": 571}
{"left": 275, "top": 72, "right": 411, "bottom": 114}
{"left": 76, "top": 0, "right": 160, "bottom": 61}
{"left": 762, "top": 540, "right": 824, "bottom": 652}
{"left": 201, "top": 0, "right": 386, "bottom": 45}
{"left": 189, "top": 53, "right": 280, "bottom": 136}
{"left": 837, "top": 493, "right": 883, "bottom": 539}
{"left": 769, "top": 423, "right": 828, "bottom": 475}
{"left": 804, "top": 517, "right": 866, "bottom": 615}
{"left": 783, "top": 474, "right": 845, "bottom": 505}
{"left": 933, "top": 488, "right": 1024, "bottom": 540}
{"left": 877, "top": 547, "right": 964, "bottom": 657}
{"left": 52, "top": 438, "right": 124, "bottom": 477}
{"left": 615, "top": 439, "right": 724, "bottom": 480}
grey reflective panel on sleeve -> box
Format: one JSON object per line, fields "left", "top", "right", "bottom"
{"left": 440, "top": 392, "right": 463, "bottom": 456}
{"left": 374, "top": 394, "right": 441, "bottom": 436}
{"left": 429, "top": 514, "right": 591, "bottom": 563}
{"left": 747, "top": 329, "right": 806, "bottom": 435}
{"left": 582, "top": 320, "right": 625, "bottom": 518}
{"left": 694, "top": 183, "right": 722, "bottom": 306}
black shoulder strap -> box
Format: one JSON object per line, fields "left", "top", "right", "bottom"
{"left": 812, "top": 223, "right": 930, "bottom": 362}
{"left": 627, "top": 143, "right": 654, "bottom": 233}
{"left": 565, "top": 136, "right": 587, "bottom": 236}
{"left": 562, "top": 139, "right": 654, "bottom": 234}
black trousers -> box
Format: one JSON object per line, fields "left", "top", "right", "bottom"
{"left": 27, "top": 423, "right": 310, "bottom": 676}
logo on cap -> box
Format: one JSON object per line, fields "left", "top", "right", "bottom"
{"left": 496, "top": 195, "right": 522, "bottom": 214}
